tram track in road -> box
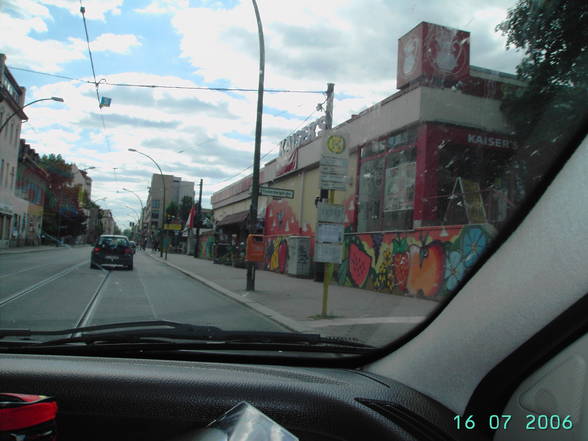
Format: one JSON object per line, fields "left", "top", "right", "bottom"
{"left": 71, "top": 269, "right": 112, "bottom": 338}
{"left": 0, "top": 261, "right": 89, "bottom": 308}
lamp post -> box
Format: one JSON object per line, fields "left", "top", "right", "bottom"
{"left": 120, "top": 187, "right": 145, "bottom": 242}
{"left": 0, "top": 97, "right": 64, "bottom": 134}
{"left": 246, "top": 0, "right": 265, "bottom": 292}
{"left": 128, "top": 148, "right": 166, "bottom": 258}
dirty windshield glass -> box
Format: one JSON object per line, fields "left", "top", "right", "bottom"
{"left": 0, "top": 0, "right": 586, "bottom": 352}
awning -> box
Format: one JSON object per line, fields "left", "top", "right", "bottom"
{"left": 216, "top": 210, "right": 249, "bottom": 227}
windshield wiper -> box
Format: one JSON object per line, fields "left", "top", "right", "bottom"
{"left": 0, "top": 320, "right": 373, "bottom": 351}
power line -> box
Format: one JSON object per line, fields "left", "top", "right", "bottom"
{"left": 8, "top": 66, "right": 326, "bottom": 94}
{"left": 212, "top": 99, "right": 327, "bottom": 186}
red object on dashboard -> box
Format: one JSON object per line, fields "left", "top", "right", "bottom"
{"left": 0, "top": 393, "right": 58, "bottom": 435}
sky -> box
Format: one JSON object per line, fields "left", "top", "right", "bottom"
{"left": 1, "top": 0, "right": 522, "bottom": 229}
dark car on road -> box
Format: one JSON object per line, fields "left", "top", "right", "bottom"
{"left": 91, "top": 235, "right": 134, "bottom": 270}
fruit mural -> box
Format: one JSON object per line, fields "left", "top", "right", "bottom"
{"left": 336, "top": 225, "right": 494, "bottom": 299}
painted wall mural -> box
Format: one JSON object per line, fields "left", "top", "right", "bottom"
{"left": 336, "top": 224, "right": 494, "bottom": 299}
{"left": 264, "top": 199, "right": 314, "bottom": 273}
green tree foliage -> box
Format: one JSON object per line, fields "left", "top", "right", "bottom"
{"left": 39, "top": 155, "right": 86, "bottom": 239}
{"left": 166, "top": 201, "right": 179, "bottom": 222}
{"left": 179, "top": 196, "right": 193, "bottom": 223}
{"left": 497, "top": 0, "right": 588, "bottom": 186}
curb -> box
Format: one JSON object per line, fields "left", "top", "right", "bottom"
{"left": 146, "top": 253, "right": 314, "bottom": 334}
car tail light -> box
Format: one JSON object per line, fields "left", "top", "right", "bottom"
{"left": 93, "top": 247, "right": 101, "bottom": 253}
{"left": 124, "top": 247, "right": 133, "bottom": 255}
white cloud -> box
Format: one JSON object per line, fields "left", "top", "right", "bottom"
{"left": 134, "top": 0, "right": 189, "bottom": 15}
{"left": 88, "top": 33, "right": 142, "bottom": 54}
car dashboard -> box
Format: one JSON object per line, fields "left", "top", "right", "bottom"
{"left": 0, "top": 353, "right": 482, "bottom": 441}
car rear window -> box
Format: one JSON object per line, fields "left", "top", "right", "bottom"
{"left": 98, "top": 237, "right": 129, "bottom": 248}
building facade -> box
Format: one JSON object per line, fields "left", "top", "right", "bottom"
{"left": 101, "top": 209, "right": 115, "bottom": 235}
{"left": 144, "top": 174, "right": 194, "bottom": 239}
{"left": 14, "top": 141, "right": 49, "bottom": 246}
{"left": 211, "top": 22, "right": 527, "bottom": 300}
{"left": 0, "top": 54, "right": 27, "bottom": 248}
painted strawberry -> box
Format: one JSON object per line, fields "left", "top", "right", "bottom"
{"left": 392, "top": 237, "right": 410, "bottom": 292}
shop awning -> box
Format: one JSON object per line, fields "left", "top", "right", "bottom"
{"left": 216, "top": 210, "right": 249, "bottom": 227}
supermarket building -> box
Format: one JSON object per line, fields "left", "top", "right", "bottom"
{"left": 211, "top": 22, "right": 525, "bottom": 299}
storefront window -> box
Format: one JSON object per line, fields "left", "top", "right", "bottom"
{"left": 358, "top": 143, "right": 416, "bottom": 232}
{"left": 436, "top": 144, "right": 516, "bottom": 226}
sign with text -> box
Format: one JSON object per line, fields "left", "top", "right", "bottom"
{"left": 317, "top": 202, "right": 345, "bottom": 223}
{"left": 279, "top": 115, "right": 326, "bottom": 157}
{"left": 320, "top": 130, "right": 350, "bottom": 191}
{"left": 164, "top": 223, "right": 182, "bottom": 231}
{"left": 317, "top": 222, "right": 344, "bottom": 243}
{"left": 315, "top": 242, "right": 343, "bottom": 264}
{"left": 259, "top": 186, "right": 294, "bottom": 199}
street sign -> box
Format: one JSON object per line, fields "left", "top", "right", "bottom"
{"left": 317, "top": 223, "right": 344, "bottom": 243}
{"left": 259, "top": 186, "right": 294, "bottom": 199}
{"left": 317, "top": 202, "right": 345, "bottom": 223}
{"left": 315, "top": 242, "right": 343, "bottom": 264}
{"left": 320, "top": 129, "right": 349, "bottom": 191}
{"left": 164, "top": 223, "right": 182, "bottom": 231}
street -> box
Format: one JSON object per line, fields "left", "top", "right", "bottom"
{"left": 0, "top": 246, "right": 287, "bottom": 334}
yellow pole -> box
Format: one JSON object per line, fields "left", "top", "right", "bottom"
{"left": 321, "top": 189, "right": 335, "bottom": 316}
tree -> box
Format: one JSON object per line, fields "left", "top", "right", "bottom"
{"left": 497, "top": 0, "right": 588, "bottom": 189}
{"left": 179, "top": 196, "right": 193, "bottom": 223}
{"left": 39, "top": 155, "right": 87, "bottom": 239}
{"left": 166, "top": 201, "right": 179, "bottom": 222}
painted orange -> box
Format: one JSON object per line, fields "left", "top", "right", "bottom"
{"left": 406, "top": 243, "right": 445, "bottom": 297}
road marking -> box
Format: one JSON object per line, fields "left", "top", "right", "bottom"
{"left": 0, "top": 261, "right": 88, "bottom": 308}
{"left": 305, "top": 316, "right": 427, "bottom": 328}
{"left": 0, "top": 262, "right": 53, "bottom": 279}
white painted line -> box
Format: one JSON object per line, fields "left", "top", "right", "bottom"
{"left": 305, "top": 316, "right": 427, "bottom": 328}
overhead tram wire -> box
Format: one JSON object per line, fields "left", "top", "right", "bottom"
{"left": 8, "top": 67, "right": 325, "bottom": 95}
{"left": 77, "top": 2, "right": 112, "bottom": 151}
{"left": 79, "top": 0, "right": 100, "bottom": 106}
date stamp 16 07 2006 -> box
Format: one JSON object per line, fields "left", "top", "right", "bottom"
{"left": 454, "top": 414, "right": 574, "bottom": 432}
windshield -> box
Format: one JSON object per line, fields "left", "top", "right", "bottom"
{"left": 0, "top": 0, "right": 586, "bottom": 354}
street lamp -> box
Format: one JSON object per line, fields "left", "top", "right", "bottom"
{"left": 246, "top": 0, "right": 265, "bottom": 291}
{"left": 128, "top": 148, "right": 166, "bottom": 258}
{"left": 0, "top": 96, "right": 64, "bottom": 134}
{"left": 80, "top": 166, "right": 96, "bottom": 172}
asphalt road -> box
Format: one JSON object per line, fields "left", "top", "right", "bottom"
{"left": 0, "top": 246, "right": 287, "bottom": 334}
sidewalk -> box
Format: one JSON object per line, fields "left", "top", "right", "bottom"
{"left": 146, "top": 250, "right": 437, "bottom": 334}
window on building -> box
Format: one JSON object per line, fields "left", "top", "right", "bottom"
{"left": 152, "top": 200, "right": 160, "bottom": 209}
{"left": 151, "top": 211, "right": 160, "bottom": 220}
{"left": 358, "top": 135, "right": 417, "bottom": 232}
{"left": 436, "top": 144, "right": 517, "bottom": 227}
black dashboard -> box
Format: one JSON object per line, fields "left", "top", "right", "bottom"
{"left": 0, "top": 353, "right": 485, "bottom": 441}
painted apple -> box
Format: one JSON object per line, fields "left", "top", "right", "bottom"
{"left": 406, "top": 242, "right": 445, "bottom": 297}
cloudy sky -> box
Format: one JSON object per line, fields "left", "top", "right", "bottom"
{"left": 2, "top": 0, "right": 522, "bottom": 228}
